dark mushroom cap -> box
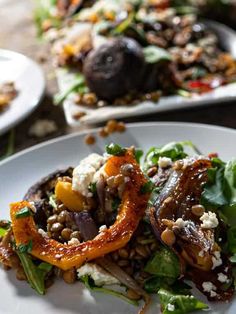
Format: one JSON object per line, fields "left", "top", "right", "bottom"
{"left": 83, "top": 37, "right": 145, "bottom": 101}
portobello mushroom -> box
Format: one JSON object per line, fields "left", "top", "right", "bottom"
{"left": 23, "top": 168, "right": 73, "bottom": 229}
{"left": 149, "top": 157, "right": 234, "bottom": 301}
{"left": 24, "top": 168, "right": 73, "bottom": 202}
{"left": 83, "top": 37, "right": 145, "bottom": 101}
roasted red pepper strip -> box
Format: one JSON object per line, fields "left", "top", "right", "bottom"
{"left": 10, "top": 150, "right": 150, "bottom": 270}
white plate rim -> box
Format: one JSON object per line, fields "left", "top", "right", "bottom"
{"left": 1, "top": 121, "right": 236, "bottom": 167}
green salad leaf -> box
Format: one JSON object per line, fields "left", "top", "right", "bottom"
{"left": 0, "top": 220, "right": 11, "bottom": 237}
{"left": 16, "top": 251, "right": 52, "bottom": 295}
{"left": 145, "top": 247, "right": 180, "bottom": 279}
{"left": 54, "top": 73, "right": 88, "bottom": 105}
{"left": 158, "top": 288, "right": 208, "bottom": 314}
{"left": 144, "top": 141, "right": 188, "bottom": 170}
{"left": 143, "top": 46, "right": 172, "bottom": 64}
{"left": 106, "top": 143, "right": 126, "bottom": 156}
{"left": 80, "top": 275, "right": 139, "bottom": 306}
{"left": 201, "top": 159, "right": 236, "bottom": 224}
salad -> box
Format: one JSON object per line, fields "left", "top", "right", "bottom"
{"left": 1, "top": 140, "right": 236, "bottom": 313}
{"left": 35, "top": 0, "right": 236, "bottom": 109}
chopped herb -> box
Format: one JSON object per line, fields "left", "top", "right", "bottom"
{"left": 112, "top": 197, "right": 121, "bottom": 211}
{"left": 88, "top": 182, "right": 97, "bottom": 195}
{"left": 140, "top": 180, "right": 154, "bottom": 194}
{"left": 18, "top": 240, "right": 33, "bottom": 253}
{"left": 106, "top": 143, "right": 126, "bottom": 156}
{"left": 49, "top": 194, "right": 57, "bottom": 209}
{"left": 81, "top": 275, "right": 139, "bottom": 306}
{"left": 15, "top": 207, "right": 32, "bottom": 219}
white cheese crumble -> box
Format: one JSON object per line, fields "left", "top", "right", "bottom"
{"left": 212, "top": 251, "right": 222, "bottom": 270}
{"left": 68, "top": 238, "right": 80, "bottom": 245}
{"left": 158, "top": 157, "right": 172, "bottom": 168}
{"left": 29, "top": 119, "right": 58, "bottom": 138}
{"left": 175, "top": 218, "right": 189, "bottom": 228}
{"left": 167, "top": 303, "right": 175, "bottom": 311}
{"left": 38, "top": 228, "right": 48, "bottom": 238}
{"left": 202, "top": 281, "right": 217, "bottom": 297}
{"left": 77, "top": 263, "right": 119, "bottom": 286}
{"left": 99, "top": 225, "right": 107, "bottom": 233}
{"left": 200, "top": 211, "right": 219, "bottom": 229}
{"left": 72, "top": 153, "right": 107, "bottom": 197}
{"left": 198, "top": 250, "right": 204, "bottom": 257}
{"left": 217, "top": 273, "right": 229, "bottom": 283}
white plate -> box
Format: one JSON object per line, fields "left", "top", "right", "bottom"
{"left": 0, "top": 49, "right": 45, "bottom": 135}
{"left": 56, "top": 21, "right": 236, "bottom": 126}
{"left": 0, "top": 122, "right": 236, "bottom": 314}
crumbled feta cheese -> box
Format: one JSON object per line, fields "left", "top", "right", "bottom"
{"left": 217, "top": 273, "right": 229, "bottom": 283}
{"left": 212, "top": 251, "right": 222, "bottom": 270}
{"left": 175, "top": 218, "right": 189, "bottom": 228}
{"left": 72, "top": 153, "right": 106, "bottom": 197}
{"left": 29, "top": 119, "right": 57, "bottom": 138}
{"left": 198, "top": 250, "right": 204, "bottom": 257}
{"left": 68, "top": 238, "right": 80, "bottom": 245}
{"left": 77, "top": 263, "right": 119, "bottom": 286}
{"left": 29, "top": 201, "right": 36, "bottom": 213}
{"left": 200, "top": 211, "right": 218, "bottom": 229}
{"left": 158, "top": 157, "right": 172, "bottom": 168}
{"left": 99, "top": 225, "right": 107, "bottom": 233}
{"left": 38, "top": 228, "right": 48, "bottom": 238}
{"left": 202, "top": 281, "right": 217, "bottom": 297}
{"left": 167, "top": 303, "right": 175, "bottom": 311}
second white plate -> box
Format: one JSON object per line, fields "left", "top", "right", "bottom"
{"left": 0, "top": 49, "right": 45, "bottom": 135}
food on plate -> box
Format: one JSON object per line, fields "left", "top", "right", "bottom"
{"left": 1, "top": 140, "right": 236, "bottom": 313}
{"left": 37, "top": 0, "right": 236, "bottom": 108}
{"left": 0, "top": 82, "right": 18, "bottom": 112}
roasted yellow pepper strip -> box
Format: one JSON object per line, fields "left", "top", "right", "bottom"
{"left": 10, "top": 151, "right": 150, "bottom": 270}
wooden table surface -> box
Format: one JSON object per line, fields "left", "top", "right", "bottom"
{"left": 1, "top": 0, "right": 236, "bottom": 157}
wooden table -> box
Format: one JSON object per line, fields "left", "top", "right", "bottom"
{"left": 1, "top": 0, "right": 236, "bottom": 157}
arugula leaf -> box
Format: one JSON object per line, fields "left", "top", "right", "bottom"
{"left": 144, "top": 276, "right": 175, "bottom": 294}
{"left": 145, "top": 247, "right": 180, "bottom": 279}
{"left": 158, "top": 288, "right": 208, "bottom": 314}
{"left": 81, "top": 275, "right": 139, "bottom": 306}
{"left": 16, "top": 251, "right": 52, "bottom": 295}
{"left": 227, "top": 226, "right": 236, "bottom": 254}
{"left": 0, "top": 129, "right": 15, "bottom": 161}
{"left": 201, "top": 159, "right": 236, "bottom": 221}
{"left": 201, "top": 167, "right": 228, "bottom": 208}
{"left": 54, "top": 74, "right": 88, "bottom": 105}
{"left": 144, "top": 142, "right": 188, "bottom": 169}
{"left": 134, "top": 148, "right": 143, "bottom": 164}
{"left": 140, "top": 180, "right": 154, "bottom": 194}
{"left": 0, "top": 220, "right": 11, "bottom": 236}
{"left": 0, "top": 227, "right": 8, "bottom": 237}
{"left": 143, "top": 46, "right": 172, "bottom": 64}
{"left": 18, "top": 240, "right": 33, "bottom": 253}
{"left": 106, "top": 143, "right": 126, "bottom": 156}
{"left": 49, "top": 194, "right": 57, "bottom": 209}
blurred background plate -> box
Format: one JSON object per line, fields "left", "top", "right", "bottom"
{"left": 0, "top": 49, "right": 45, "bottom": 135}
{"left": 56, "top": 20, "right": 236, "bottom": 127}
